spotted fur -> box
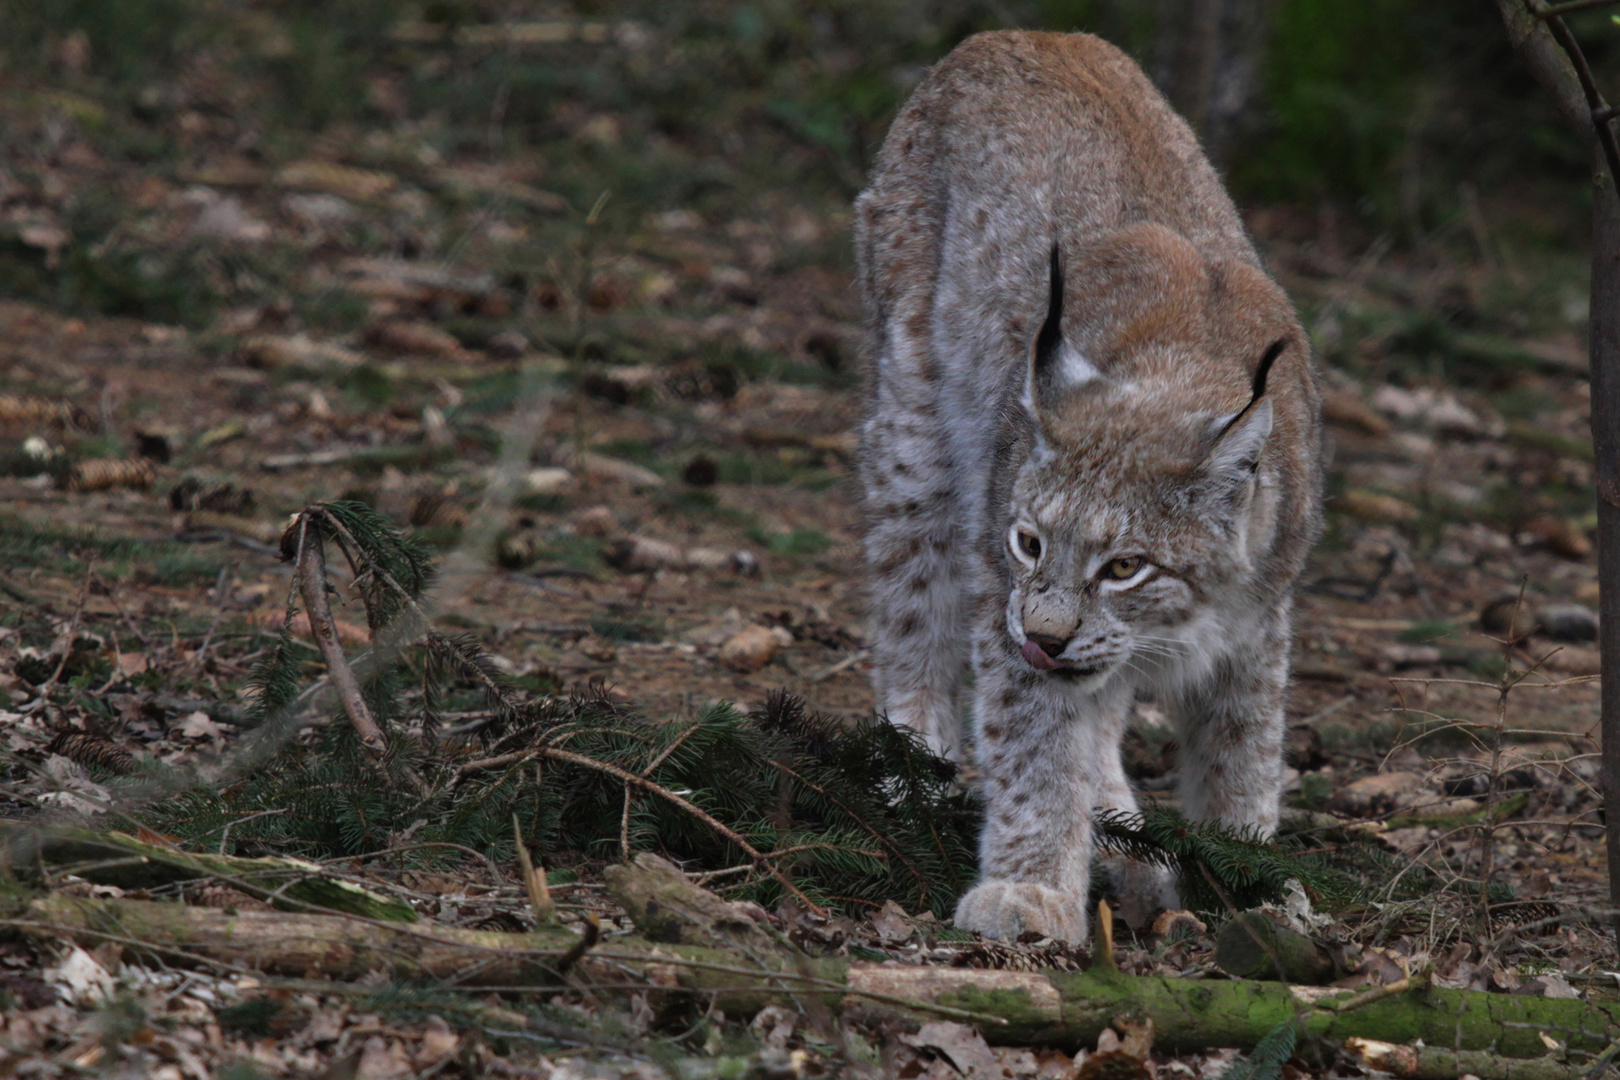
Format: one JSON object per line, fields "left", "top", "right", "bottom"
{"left": 855, "top": 31, "right": 1322, "bottom": 943}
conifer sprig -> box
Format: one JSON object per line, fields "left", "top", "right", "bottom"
{"left": 1094, "top": 807, "right": 1356, "bottom": 914}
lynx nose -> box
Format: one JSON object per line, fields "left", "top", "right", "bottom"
{"left": 1025, "top": 633, "right": 1068, "bottom": 658}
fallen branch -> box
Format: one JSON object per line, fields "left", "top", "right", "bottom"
{"left": 12, "top": 859, "right": 1620, "bottom": 1060}
{"left": 3, "top": 822, "right": 417, "bottom": 922}
{"left": 452, "top": 743, "right": 828, "bottom": 917}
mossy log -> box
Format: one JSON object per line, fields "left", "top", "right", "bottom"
{"left": 4, "top": 860, "right": 1617, "bottom": 1063}
{"left": 1348, "top": 1037, "right": 1592, "bottom": 1080}
{"left": 1215, "top": 911, "right": 1340, "bottom": 984}
{"left": 1, "top": 823, "right": 417, "bottom": 922}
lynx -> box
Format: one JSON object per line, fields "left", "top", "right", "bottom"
{"left": 855, "top": 31, "right": 1322, "bottom": 943}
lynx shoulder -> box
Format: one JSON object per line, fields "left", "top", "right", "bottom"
{"left": 855, "top": 31, "right": 1322, "bottom": 943}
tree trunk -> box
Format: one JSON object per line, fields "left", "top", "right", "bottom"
{"left": 1153, "top": 0, "right": 1273, "bottom": 165}
{"left": 1593, "top": 138, "right": 1620, "bottom": 950}
{"left": 11, "top": 859, "right": 1620, "bottom": 1061}
{"left": 1204, "top": 0, "right": 1275, "bottom": 167}
{"left": 1494, "top": 0, "right": 1620, "bottom": 947}
{"left": 1168, "top": 0, "right": 1223, "bottom": 134}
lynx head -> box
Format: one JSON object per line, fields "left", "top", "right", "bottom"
{"left": 1004, "top": 234, "right": 1294, "bottom": 690}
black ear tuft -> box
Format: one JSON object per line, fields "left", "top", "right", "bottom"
{"left": 1250, "top": 338, "right": 1287, "bottom": 403}
{"left": 1033, "top": 245, "right": 1064, "bottom": 378}
{"left": 1214, "top": 337, "right": 1288, "bottom": 442}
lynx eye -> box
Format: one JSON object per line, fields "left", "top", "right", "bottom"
{"left": 1011, "top": 526, "right": 1042, "bottom": 563}
{"left": 1105, "top": 556, "right": 1144, "bottom": 580}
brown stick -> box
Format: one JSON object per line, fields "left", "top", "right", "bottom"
{"left": 1532, "top": 1, "right": 1620, "bottom": 189}
{"left": 294, "top": 516, "right": 385, "bottom": 752}
{"left": 538, "top": 745, "right": 827, "bottom": 917}
{"left": 513, "top": 813, "right": 555, "bottom": 924}
{"left": 1497, "top": 0, "right": 1602, "bottom": 139}
{"left": 454, "top": 743, "right": 826, "bottom": 916}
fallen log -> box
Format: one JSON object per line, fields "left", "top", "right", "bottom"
{"left": 6, "top": 857, "right": 1619, "bottom": 1063}
{"left": 2, "top": 823, "right": 417, "bottom": 922}
{"left": 11, "top": 893, "right": 580, "bottom": 984}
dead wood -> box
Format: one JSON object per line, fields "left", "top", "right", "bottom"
{"left": 1347, "top": 1036, "right": 1591, "bottom": 1080}
{"left": 9, "top": 859, "right": 1620, "bottom": 1060}
{"left": 292, "top": 514, "right": 385, "bottom": 752}
{"left": 2, "top": 822, "right": 417, "bottom": 922}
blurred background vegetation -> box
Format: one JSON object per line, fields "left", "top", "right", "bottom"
{"left": 0, "top": 0, "right": 1611, "bottom": 343}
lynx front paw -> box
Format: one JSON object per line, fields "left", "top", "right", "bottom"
{"left": 954, "top": 881, "right": 1088, "bottom": 943}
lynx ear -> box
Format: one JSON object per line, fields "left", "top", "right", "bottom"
{"left": 1197, "top": 338, "right": 1287, "bottom": 506}
{"left": 1022, "top": 245, "right": 1102, "bottom": 417}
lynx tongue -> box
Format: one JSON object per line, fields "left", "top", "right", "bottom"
{"left": 1020, "top": 638, "right": 1061, "bottom": 671}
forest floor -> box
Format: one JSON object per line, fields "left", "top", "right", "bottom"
{"left": 0, "top": 7, "right": 1612, "bottom": 1078}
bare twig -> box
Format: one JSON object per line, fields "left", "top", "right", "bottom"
{"left": 218, "top": 807, "right": 289, "bottom": 855}
{"left": 807, "top": 648, "right": 870, "bottom": 682}
{"left": 619, "top": 782, "right": 633, "bottom": 862}
{"left": 333, "top": 842, "right": 506, "bottom": 888}
{"left": 1530, "top": 0, "right": 1620, "bottom": 195}
{"left": 539, "top": 745, "right": 826, "bottom": 917}
{"left": 640, "top": 721, "right": 703, "bottom": 777}
{"left": 293, "top": 515, "right": 385, "bottom": 752}
{"left": 1499, "top": 0, "right": 1609, "bottom": 141}
{"left": 513, "top": 813, "right": 555, "bottom": 923}
{"left": 1329, "top": 971, "right": 1428, "bottom": 1013}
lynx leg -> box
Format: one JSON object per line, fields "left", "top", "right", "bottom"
{"left": 953, "top": 660, "right": 1127, "bottom": 943}
{"left": 861, "top": 390, "right": 968, "bottom": 761}
{"left": 1173, "top": 612, "right": 1292, "bottom": 835}
{"left": 1093, "top": 711, "right": 1178, "bottom": 928}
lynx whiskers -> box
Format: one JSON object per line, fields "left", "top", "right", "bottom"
{"left": 856, "top": 31, "right": 1322, "bottom": 943}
